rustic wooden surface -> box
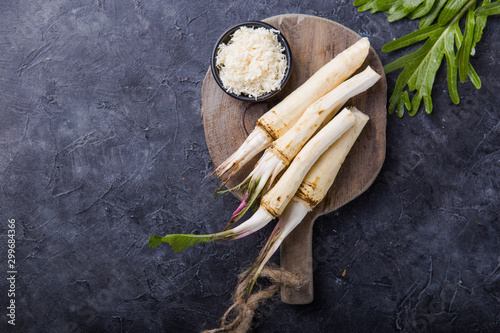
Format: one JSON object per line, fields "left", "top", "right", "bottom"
{"left": 202, "top": 13, "right": 387, "bottom": 305}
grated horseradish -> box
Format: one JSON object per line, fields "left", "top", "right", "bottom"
{"left": 216, "top": 26, "right": 288, "bottom": 98}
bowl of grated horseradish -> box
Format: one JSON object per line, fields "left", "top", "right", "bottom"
{"left": 211, "top": 21, "right": 292, "bottom": 102}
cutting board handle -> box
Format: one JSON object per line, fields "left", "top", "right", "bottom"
{"left": 280, "top": 211, "right": 319, "bottom": 304}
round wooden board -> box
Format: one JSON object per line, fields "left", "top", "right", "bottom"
{"left": 201, "top": 14, "right": 387, "bottom": 304}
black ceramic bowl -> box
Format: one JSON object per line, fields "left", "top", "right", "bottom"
{"left": 211, "top": 21, "right": 292, "bottom": 102}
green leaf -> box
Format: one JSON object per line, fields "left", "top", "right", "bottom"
{"left": 384, "top": 39, "right": 431, "bottom": 73}
{"left": 471, "top": 0, "right": 490, "bottom": 55}
{"left": 149, "top": 234, "right": 217, "bottom": 252}
{"left": 403, "top": 90, "right": 412, "bottom": 109}
{"left": 457, "top": 5, "right": 476, "bottom": 82}
{"left": 388, "top": 63, "right": 419, "bottom": 115}
{"left": 423, "top": 95, "right": 433, "bottom": 113}
{"left": 438, "top": 0, "right": 470, "bottom": 25}
{"left": 354, "top": 0, "right": 371, "bottom": 6}
{"left": 443, "top": 28, "right": 460, "bottom": 104}
{"left": 354, "top": 0, "right": 490, "bottom": 116}
{"left": 453, "top": 20, "right": 463, "bottom": 45}
{"left": 357, "top": 0, "right": 399, "bottom": 13}
{"left": 475, "top": 1, "right": 500, "bottom": 16}
{"left": 409, "top": 0, "right": 437, "bottom": 19}
{"left": 148, "top": 235, "right": 164, "bottom": 248}
{"left": 382, "top": 24, "right": 444, "bottom": 52}
{"left": 468, "top": 62, "right": 482, "bottom": 88}
{"left": 388, "top": 0, "right": 426, "bottom": 21}
{"left": 408, "top": 30, "right": 448, "bottom": 113}
{"left": 385, "top": 24, "right": 456, "bottom": 115}
{"left": 391, "top": 89, "right": 411, "bottom": 117}
{"left": 419, "top": 0, "right": 449, "bottom": 28}
{"left": 410, "top": 41, "right": 446, "bottom": 93}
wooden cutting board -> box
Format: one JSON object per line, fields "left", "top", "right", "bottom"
{"left": 201, "top": 14, "right": 386, "bottom": 304}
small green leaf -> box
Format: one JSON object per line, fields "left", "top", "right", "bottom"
{"left": 388, "top": 0, "right": 425, "bottom": 21}
{"left": 388, "top": 90, "right": 402, "bottom": 116}
{"left": 457, "top": 6, "right": 476, "bottom": 82}
{"left": 149, "top": 234, "right": 218, "bottom": 252}
{"left": 403, "top": 90, "right": 412, "bottom": 109}
{"left": 409, "top": 92, "right": 423, "bottom": 116}
{"left": 357, "top": 0, "right": 399, "bottom": 12}
{"left": 354, "top": 0, "right": 371, "bottom": 6}
{"left": 406, "top": 28, "right": 447, "bottom": 113}
{"left": 475, "top": 1, "right": 500, "bottom": 16}
{"left": 148, "top": 235, "right": 163, "bottom": 248}
{"left": 393, "top": 90, "right": 411, "bottom": 117}
{"left": 419, "top": 0, "right": 449, "bottom": 28}
{"left": 409, "top": 0, "right": 437, "bottom": 18}
{"left": 396, "top": 95, "right": 405, "bottom": 117}
{"left": 388, "top": 64, "right": 418, "bottom": 115}
{"left": 453, "top": 21, "right": 463, "bottom": 46}
{"left": 423, "top": 95, "right": 433, "bottom": 113}
{"left": 438, "top": 0, "right": 469, "bottom": 26}
{"left": 444, "top": 29, "right": 460, "bottom": 104}
{"left": 382, "top": 24, "right": 444, "bottom": 52}
{"left": 471, "top": 0, "right": 490, "bottom": 55}
{"left": 384, "top": 38, "right": 433, "bottom": 73}
{"left": 468, "top": 62, "right": 482, "bottom": 89}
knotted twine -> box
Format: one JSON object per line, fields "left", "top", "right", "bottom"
{"left": 202, "top": 264, "right": 306, "bottom": 333}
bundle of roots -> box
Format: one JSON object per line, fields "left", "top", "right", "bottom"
{"left": 203, "top": 265, "right": 306, "bottom": 333}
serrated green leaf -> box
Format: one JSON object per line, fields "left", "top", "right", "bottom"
{"left": 358, "top": 0, "right": 399, "bottom": 12}
{"left": 382, "top": 24, "right": 444, "bottom": 52}
{"left": 384, "top": 51, "right": 423, "bottom": 73}
{"left": 423, "top": 95, "right": 433, "bottom": 113}
{"left": 354, "top": 0, "right": 371, "bottom": 6}
{"left": 388, "top": 72, "right": 406, "bottom": 115}
{"left": 409, "top": 0, "right": 437, "bottom": 18}
{"left": 457, "top": 5, "right": 476, "bottom": 82}
{"left": 420, "top": 0, "right": 449, "bottom": 27}
{"left": 468, "top": 62, "right": 482, "bottom": 88}
{"left": 388, "top": 64, "right": 419, "bottom": 115}
{"left": 392, "top": 90, "right": 412, "bottom": 117}
{"left": 384, "top": 36, "right": 436, "bottom": 73}
{"left": 471, "top": 0, "right": 490, "bottom": 55}
{"left": 385, "top": 24, "right": 455, "bottom": 115}
{"left": 475, "top": 1, "right": 500, "bottom": 16}
{"left": 403, "top": 90, "right": 412, "bottom": 109}
{"left": 407, "top": 35, "right": 446, "bottom": 92}
{"left": 390, "top": 89, "right": 406, "bottom": 116}
{"left": 394, "top": 90, "right": 411, "bottom": 117}
{"left": 388, "top": 0, "right": 425, "bottom": 21}
{"left": 396, "top": 99, "right": 405, "bottom": 117}
{"left": 444, "top": 29, "right": 460, "bottom": 104}
{"left": 453, "top": 21, "right": 463, "bottom": 46}
{"left": 355, "top": 0, "right": 490, "bottom": 116}
{"left": 409, "top": 92, "right": 423, "bottom": 116}
{"left": 406, "top": 28, "right": 448, "bottom": 113}
{"left": 438, "top": 0, "right": 470, "bottom": 25}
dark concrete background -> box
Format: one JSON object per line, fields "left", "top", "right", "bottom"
{"left": 0, "top": 1, "right": 499, "bottom": 332}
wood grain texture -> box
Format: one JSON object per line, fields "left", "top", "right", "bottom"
{"left": 202, "top": 14, "right": 387, "bottom": 304}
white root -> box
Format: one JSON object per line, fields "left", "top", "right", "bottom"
{"left": 261, "top": 108, "right": 356, "bottom": 217}
{"left": 269, "top": 66, "right": 380, "bottom": 167}
{"left": 296, "top": 107, "right": 370, "bottom": 209}
{"left": 242, "top": 108, "right": 371, "bottom": 297}
{"left": 214, "top": 38, "right": 371, "bottom": 180}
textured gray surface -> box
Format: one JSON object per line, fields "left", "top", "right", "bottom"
{"left": 0, "top": 1, "right": 499, "bottom": 332}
